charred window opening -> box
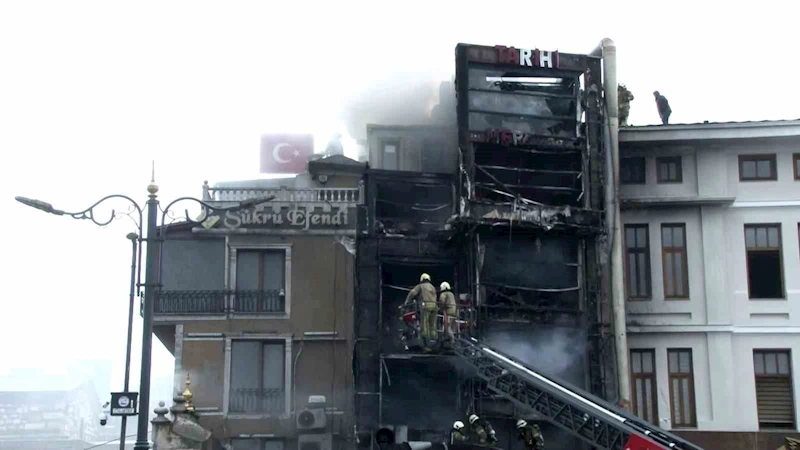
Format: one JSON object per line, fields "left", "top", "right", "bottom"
{"left": 381, "top": 359, "right": 460, "bottom": 431}
{"left": 479, "top": 236, "right": 580, "bottom": 322}
{"left": 745, "top": 224, "right": 784, "bottom": 299}
{"left": 466, "top": 68, "right": 579, "bottom": 139}
{"left": 375, "top": 181, "right": 452, "bottom": 236}
{"left": 473, "top": 144, "right": 582, "bottom": 206}
{"left": 381, "top": 262, "right": 455, "bottom": 355}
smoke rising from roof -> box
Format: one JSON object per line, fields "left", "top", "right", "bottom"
{"left": 338, "top": 71, "right": 455, "bottom": 143}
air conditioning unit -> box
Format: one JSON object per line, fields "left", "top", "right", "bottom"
{"left": 296, "top": 395, "right": 327, "bottom": 430}
{"left": 298, "top": 433, "right": 332, "bottom": 450}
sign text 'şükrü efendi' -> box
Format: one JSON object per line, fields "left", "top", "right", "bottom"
{"left": 218, "top": 205, "right": 352, "bottom": 231}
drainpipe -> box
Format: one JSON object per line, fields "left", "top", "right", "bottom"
{"left": 592, "top": 38, "right": 631, "bottom": 411}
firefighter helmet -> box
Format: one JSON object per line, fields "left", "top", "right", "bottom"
{"left": 453, "top": 421, "right": 465, "bottom": 430}
{"left": 440, "top": 281, "right": 451, "bottom": 291}
{"left": 469, "top": 414, "right": 479, "bottom": 424}
{"left": 420, "top": 273, "right": 431, "bottom": 282}
{"left": 517, "top": 419, "right": 527, "bottom": 428}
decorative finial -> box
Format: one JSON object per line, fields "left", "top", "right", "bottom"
{"left": 152, "top": 400, "right": 170, "bottom": 424}
{"left": 182, "top": 373, "right": 194, "bottom": 412}
{"left": 147, "top": 160, "right": 159, "bottom": 195}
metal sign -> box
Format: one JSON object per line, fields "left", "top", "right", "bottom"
{"left": 110, "top": 392, "right": 139, "bottom": 416}
{"left": 205, "top": 205, "right": 357, "bottom": 231}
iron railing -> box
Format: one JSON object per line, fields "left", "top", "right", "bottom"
{"left": 154, "top": 290, "right": 226, "bottom": 315}
{"left": 154, "top": 289, "right": 285, "bottom": 315}
{"left": 229, "top": 388, "right": 285, "bottom": 414}
{"left": 203, "top": 182, "right": 362, "bottom": 204}
{"left": 233, "top": 289, "right": 285, "bottom": 314}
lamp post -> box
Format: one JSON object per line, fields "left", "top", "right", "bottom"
{"left": 15, "top": 175, "right": 273, "bottom": 449}
{"left": 121, "top": 232, "right": 138, "bottom": 450}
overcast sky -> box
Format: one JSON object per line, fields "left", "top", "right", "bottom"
{"left": 1, "top": 0, "right": 797, "bottom": 400}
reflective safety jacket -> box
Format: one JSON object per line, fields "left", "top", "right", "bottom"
{"left": 405, "top": 281, "right": 437, "bottom": 310}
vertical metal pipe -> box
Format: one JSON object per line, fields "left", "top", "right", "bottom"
{"left": 121, "top": 233, "right": 138, "bottom": 450}
{"left": 593, "top": 38, "right": 632, "bottom": 411}
{"left": 134, "top": 185, "right": 159, "bottom": 449}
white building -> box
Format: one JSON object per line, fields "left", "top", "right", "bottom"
{"left": 619, "top": 120, "right": 800, "bottom": 443}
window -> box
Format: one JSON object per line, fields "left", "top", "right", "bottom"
{"left": 739, "top": 154, "right": 777, "bottom": 181}
{"left": 621, "top": 157, "right": 646, "bottom": 184}
{"left": 754, "top": 350, "right": 795, "bottom": 429}
{"left": 625, "top": 225, "right": 651, "bottom": 300}
{"left": 230, "top": 439, "right": 284, "bottom": 450}
{"left": 235, "top": 249, "right": 286, "bottom": 313}
{"left": 794, "top": 154, "right": 800, "bottom": 180}
{"left": 656, "top": 156, "right": 682, "bottom": 183}
{"left": 668, "top": 349, "right": 697, "bottom": 428}
{"left": 381, "top": 139, "right": 399, "bottom": 171}
{"left": 631, "top": 350, "right": 658, "bottom": 425}
{"left": 230, "top": 340, "right": 286, "bottom": 414}
{"left": 662, "top": 224, "right": 689, "bottom": 299}
{"left": 744, "top": 224, "right": 784, "bottom": 299}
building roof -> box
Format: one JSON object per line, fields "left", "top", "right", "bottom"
{"left": 620, "top": 119, "right": 800, "bottom": 143}
{"left": 0, "top": 390, "right": 70, "bottom": 404}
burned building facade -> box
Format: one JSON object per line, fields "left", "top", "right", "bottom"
{"left": 353, "top": 43, "right": 615, "bottom": 449}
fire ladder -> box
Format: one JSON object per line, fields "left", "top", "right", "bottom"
{"left": 452, "top": 338, "right": 704, "bottom": 450}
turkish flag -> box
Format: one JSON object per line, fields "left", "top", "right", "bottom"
{"left": 260, "top": 134, "right": 315, "bottom": 174}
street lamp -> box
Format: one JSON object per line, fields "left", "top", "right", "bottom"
{"left": 15, "top": 176, "right": 273, "bottom": 450}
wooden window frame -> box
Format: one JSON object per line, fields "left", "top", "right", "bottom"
{"left": 753, "top": 349, "right": 795, "bottom": 429}
{"left": 661, "top": 223, "right": 690, "bottom": 299}
{"left": 739, "top": 154, "right": 778, "bottom": 181}
{"left": 656, "top": 156, "right": 683, "bottom": 184}
{"left": 667, "top": 348, "right": 697, "bottom": 428}
{"left": 744, "top": 224, "right": 785, "bottom": 300}
{"left": 794, "top": 154, "right": 800, "bottom": 181}
{"left": 624, "top": 224, "right": 652, "bottom": 300}
{"left": 630, "top": 349, "right": 658, "bottom": 425}
{"left": 621, "top": 157, "right": 647, "bottom": 185}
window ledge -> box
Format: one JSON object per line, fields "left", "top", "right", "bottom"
{"left": 230, "top": 313, "right": 290, "bottom": 320}
{"left": 225, "top": 413, "right": 291, "bottom": 420}
{"left": 748, "top": 298, "right": 788, "bottom": 301}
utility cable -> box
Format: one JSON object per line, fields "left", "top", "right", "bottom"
{"left": 82, "top": 433, "right": 138, "bottom": 450}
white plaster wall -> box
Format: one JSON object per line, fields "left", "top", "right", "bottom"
{"left": 622, "top": 207, "right": 707, "bottom": 325}
{"left": 725, "top": 143, "right": 800, "bottom": 202}
{"left": 627, "top": 333, "right": 713, "bottom": 431}
{"left": 619, "top": 147, "right": 698, "bottom": 199}
{"left": 629, "top": 332, "right": 800, "bottom": 432}
{"left": 622, "top": 136, "right": 800, "bottom": 433}
{"left": 724, "top": 206, "right": 800, "bottom": 326}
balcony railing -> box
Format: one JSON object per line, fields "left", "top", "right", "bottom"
{"left": 232, "top": 289, "right": 285, "bottom": 314}
{"left": 229, "top": 388, "right": 285, "bottom": 414}
{"left": 203, "top": 182, "right": 361, "bottom": 204}
{"left": 154, "top": 290, "right": 227, "bottom": 315}
{"left": 154, "top": 289, "right": 285, "bottom": 316}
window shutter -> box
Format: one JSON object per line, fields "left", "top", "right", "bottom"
{"left": 756, "top": 376, "right": 794, "bottom": 425}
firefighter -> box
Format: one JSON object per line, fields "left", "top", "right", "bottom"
{"left": 516, "top": 419, "right": 544, "bottom": 450}
{"left": 404, "top": 273, "right": 438, "bottom": 352}
{"left": 450, "top": 421, "right": 468, "bottom": 445}
{"left": 439, "top": 281, "right": 457, "bottom": 342}
{"left": 468, "top": 414, "right": 497, "bottom": 445}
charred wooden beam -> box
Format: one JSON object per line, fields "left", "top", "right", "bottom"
{"left": 476, "top": 164, "right": 582, "bottom": 176}
{"left": 475, "top": 183, "right": 580, "bottom": 193}
{"left": 481, "top": 281, "right": 580, "bottom": 293}
{"left": 468, "top": 108, "right": 578, "bottom": 122}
